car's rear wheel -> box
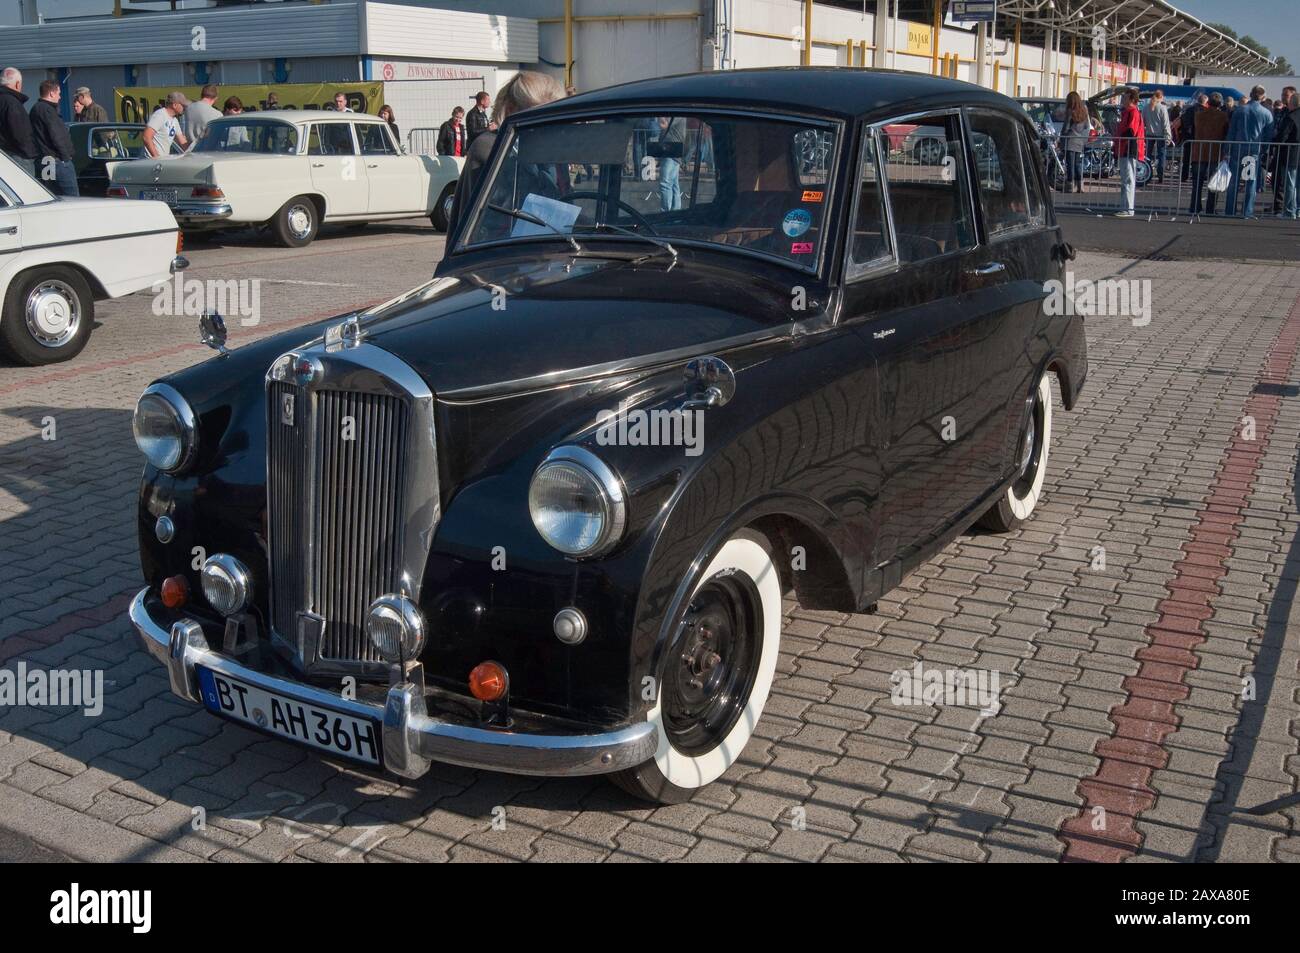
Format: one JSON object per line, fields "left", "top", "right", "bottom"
{"left": 271, "top": 195, "right": 319, "bottom": 247}
{"left": 610, "top": 528, "right": 782, "bottom": 804}
{"left": 978, "top": 371, "right": 1053, "bottom": 533}
{"left": 0, "top": 265, "right": 94, "bottom": 366}
{"left": 430, "top": 183, "right": 456, "bottom": 232}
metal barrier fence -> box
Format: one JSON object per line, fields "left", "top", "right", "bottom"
{"left": 1040, "top": 133, "right": 1300, "bottom": 221}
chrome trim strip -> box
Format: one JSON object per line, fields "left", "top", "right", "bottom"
{"left": 129, "top": 590, "right": 656, "bottom": 779}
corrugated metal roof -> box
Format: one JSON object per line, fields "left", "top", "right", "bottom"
{"left": 364, "top": 2, "right": 538, "bottom": 63}
{"left": 0, "top": 1, "right": 362, "bottom": 68}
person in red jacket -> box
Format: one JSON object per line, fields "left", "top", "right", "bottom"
{"left": 1114, "top": 87, "right": 1146, "bottom": 216}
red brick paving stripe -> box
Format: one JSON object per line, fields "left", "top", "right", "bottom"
{"left": 0, "top": 298, "right": 387, "bottom": 398}
{"left": 0, "top": 588, "right": 138, "bottom": 665}
{"left": 1059, "top": 288, "right": 1300, "bottom": 862}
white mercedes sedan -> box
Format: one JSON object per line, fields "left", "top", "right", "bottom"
{"left": 0, "top": 153, "right": 184, "bottom": 365}
{"left": 106, "top": 111, "right": 464, "bottom": 246}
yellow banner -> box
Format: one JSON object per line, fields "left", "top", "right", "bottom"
{"left": 113, "top": 81, "right": 385, "bottom": 124}
{"left": 904, "top": 21, "right": 933, "bottom": 57}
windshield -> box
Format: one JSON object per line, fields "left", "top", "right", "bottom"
{"left": 461, "top": 112, "right": 838, "bottom": 271}
{"left": 194, "top": 119, "right": 299, "bottom": 155}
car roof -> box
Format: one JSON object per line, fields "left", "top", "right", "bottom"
{"left": 212, "top": 110, "right": 382, "bottom": 124}
{"left": 529, "top": 67, "right": 1025, "bottom": 123}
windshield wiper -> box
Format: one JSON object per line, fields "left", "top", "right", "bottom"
{"left": 487, "top": 203, "right": 583, "bottom": 254}
{"left": 575, "top": 221, "right": 678, "bottom": 268}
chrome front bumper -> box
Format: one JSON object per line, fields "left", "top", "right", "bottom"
{"left": 172, "top": 201, "right": 233, "bottom": 226}
{"left": 129, "top": 589, "right": 655, "bottom": 780}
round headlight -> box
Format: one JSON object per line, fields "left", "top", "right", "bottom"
{"left": 366, "top": 594, "right": 427, "bottom": 662}
{"left": 201, "top": 554, "right": 252, "bottom": 616}
{"left": 528, "top": 447, "right": 627, "bottom": 557}
{"left": 133, "top": 383, "right": 196, "bottom": 472}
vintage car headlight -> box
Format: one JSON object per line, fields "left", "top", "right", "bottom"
{"left": 366, "top": 594, "right": 427, "bottom": 662}
{"left": 200, "top": 554, "right": 252, "bottom": 616}
{"left": 133, "top": 383, "right": 197, "bottom": 472}
{"left": 528, "top": 447, "right": 627, "bottom": 557}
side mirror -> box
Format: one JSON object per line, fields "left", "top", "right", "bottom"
{"left": 681, "top": 356, "right": 736, "bottom": 411}
{"left": 199, "top": 311, "right": 229, "bottom": 355}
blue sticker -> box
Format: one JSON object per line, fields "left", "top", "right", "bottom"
{"left": 782, "top": 208, "right": 812, "bottom": 237}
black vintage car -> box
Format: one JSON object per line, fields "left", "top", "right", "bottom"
{"left": 129, "top": 69, "right": 1086, "bottom": 804}
{"left": 69, "top": 122, "right": 177, "bottom": 197}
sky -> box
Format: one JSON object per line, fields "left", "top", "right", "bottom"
{"left": 0, "top": 0, "right": 1296, "bottom": 73}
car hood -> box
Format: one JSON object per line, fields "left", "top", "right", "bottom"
{"left": 355, "top": 250, "right": 808, "bottom": 398}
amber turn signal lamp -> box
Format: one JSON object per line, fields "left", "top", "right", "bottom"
{"left": 468, "top": 661, "right": 508, "bottom": 702}
{"left": 160, "top": 575, "right": 190, "bottom": 609}
{"left": 176, "top": 231, "right": 184, "bottom": 254}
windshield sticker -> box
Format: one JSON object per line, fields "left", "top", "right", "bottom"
{"left": 791, "top": 241, "right": 814, "bottom": 255}
{"left": 782, "top": 209, "right": 813, "bottom": 238}
{"left": 801, "top": 190, "right": 824, "bottom": 203}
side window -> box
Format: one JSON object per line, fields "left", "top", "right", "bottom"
{"left": 847, "top": 130, "right": 892, "bottom": 275}
{"left": 357, "top": 123, "right": 397, "bottom": 156}
{"left": 967, "top": 111, "right": 1033, "bottom": 237}
{"left": 879, "top": 113, "right": 975, "bottom": 263}
{"left": 308, "top": 123, "right": 356, "bottom": 156}
{"left": 1017, "top": 124, "right": 1047, "bottom": 226}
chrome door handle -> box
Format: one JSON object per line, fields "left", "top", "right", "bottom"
{"left": 0, "top": 225, "right": 16, "bottom": 235}
{"left": 966, "top": 261, "right": 1006, "bottom": 276}
{"left": 311, "top": 162, "right": 325, "bottom": 168}
{"left": 367, "top": 163, "right": 379, "bottom": 169}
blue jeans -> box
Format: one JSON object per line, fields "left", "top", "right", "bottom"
{"left": 1147, "top": 140, "right": 1167, "bottom": 182}
{"left": 1225, "top": 149, "right": 1259, "bottom": 217}
{"left": 41, "top": 158, "right": 80, "bottom": 196}
{"left": 659, "top": 157, "right": 681, "bottom": 211}
{"left": 1284, "top": 167, "right": 1298, "bottom": 218}
{"left": 1065, "top": 150, "right": 1083, "bottom": 191}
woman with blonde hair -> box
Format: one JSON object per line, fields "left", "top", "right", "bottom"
{"left": 445, "top": 71, "right": 568, "bottom": 238}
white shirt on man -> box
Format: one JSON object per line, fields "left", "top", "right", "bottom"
{"left": 146, "top": 107, "right": 182, "bottom": 155}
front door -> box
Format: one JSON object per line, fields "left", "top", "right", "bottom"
{"left": 307, "top": 122, "right": 368, "bottom": 218}
{"left": 355, "top": 121, "right": 423, "bottom": 215}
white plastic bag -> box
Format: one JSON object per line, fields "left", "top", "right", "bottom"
{"left": 1207, "top": 159, "right": 1231, "bottom": 193}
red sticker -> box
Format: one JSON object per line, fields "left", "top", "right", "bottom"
{"left": 801, "top": 190, "right": 824, "bottom": 203}
{"left": 791, "top": 241, "right": 814, "bottom": 254}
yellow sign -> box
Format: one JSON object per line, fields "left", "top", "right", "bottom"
{"left": 113, "top": 81, "right": 386, "bottom": 124}
{"left": 904, "top": 21, "right": 933, "bottom": 57}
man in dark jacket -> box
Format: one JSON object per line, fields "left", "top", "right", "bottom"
{"left": 1179, "top": 94, "right": 1203, "bottom": 182}
{"left": 0, "top": 67, "right": 37, "bottom": 177}
{"left": 30, "top": 79, "right": 78, "bottom": 196}
{"left": 466, "top": 91, "right": 491, "bottom": 144}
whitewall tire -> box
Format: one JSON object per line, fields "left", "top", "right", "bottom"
{"left": 979, "top": 371, "right": 1053, "bottom": 532}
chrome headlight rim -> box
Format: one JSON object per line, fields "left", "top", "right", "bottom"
{"left": 529, "top": 445, "right": 628, "bottom": 559}
{"left": 134, "top": 381, "right": 197, "bottom": 473}
{"left": 200, "top": 553, "right": 253, "bottom": 616}
{"left": 366, "top": 593, "right": 427, "bottom": 662}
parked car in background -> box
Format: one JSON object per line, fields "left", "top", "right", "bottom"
{"left": 106, "top": 111, "right": 463, "bottom": 245}
{"left": 0, "top": 152, "right": 185, "bottom": 365}
{"left": 128, "top": 69, "right": 1086, "bottom": 804}
{"left": 69, "top": 122, "right": 181, "bottom": 197}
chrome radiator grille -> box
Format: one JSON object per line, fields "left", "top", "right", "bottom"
{"left": 266, "top": 378, "right": 412, "bottom": 668}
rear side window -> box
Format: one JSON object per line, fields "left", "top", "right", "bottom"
{"left": 967, "top": 111, "right": 1034, "bottom": 237}
{"left": 1018, "top": 124, "right": 1047, "bottom": 225}
{"left": 357, "top": 123, "right": 397, "bottom": 156}
{"left": 847, "top": 130, "right": 891, "bottom": 275}
{"left": 307, "top": 123, "right": 356, "bottom": 156}
{"left": 877, "top": 113, "right": 975, "bottom": 263}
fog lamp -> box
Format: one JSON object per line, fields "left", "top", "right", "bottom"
{"left": 200, "top": 554, "right": 252, "bottom": 616}
{"left": 366, "top": 594, "right": 426, "bottom": 662}
{"left": 468, "top": 661, "right": 509, "bottom": 702}
{"left": 160, "top": 575, "right": 189, "bottom": 609}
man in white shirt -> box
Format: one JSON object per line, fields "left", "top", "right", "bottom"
{"left": 144, "top": 91, "right": 189, "bottom": 157}
{"left": 184, "top": 84, "right": 222, "bottom": 144}
{"left": 333, "top": 92, "right": 353, "bottom": 112}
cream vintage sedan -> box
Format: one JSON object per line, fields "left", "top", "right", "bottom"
{"left": 0, "top": 152, "right": 184, "bottom": 365}
{"left": 107, "top": 112, "right": 463, "bottom": 247}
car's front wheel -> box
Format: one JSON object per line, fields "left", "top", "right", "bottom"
{"left": 978, "top": 371, "right": 1053, "bottom": 532}
{"left": 270, "top": 196, "right": 319, "bottom": 247}
{"left": 611, "top": 528, "right": 782, "bottom": 804}
{"left": 0, "top": 265, "right": 94, "bottom": 366}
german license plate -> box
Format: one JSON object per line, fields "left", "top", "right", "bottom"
{"left": 196, "top": 667, "right": 382, "bottom": 766}
{"left": 140, "top": 188, "right": 177, "bottom": 205}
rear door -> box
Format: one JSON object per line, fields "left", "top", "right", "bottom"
{"left": 307, "top": 122, "right": 368, "bottom": 217}
{"left": 355, "top": 121, "right": 424, "bottom": 215}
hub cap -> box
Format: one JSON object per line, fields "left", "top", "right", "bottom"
{"left": 1013, "top": 392, "right": 1045, "bottom": 499}
{"left": 663, "top": 574, "right": 762, "bottom": 756}
{"left": 287, "top": 204, "right": 314, "bottom": 239}
{"left": 25, "top": 280, "right": 81, "bottom": 348}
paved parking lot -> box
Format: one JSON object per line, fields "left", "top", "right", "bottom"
{"left": 1, "top": 218, "right": 1298, "bottom": 862}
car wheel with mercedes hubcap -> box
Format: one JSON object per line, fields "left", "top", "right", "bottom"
{"left": 271, "top": 195, "right": 319, "bottom": 247}
{"left": 0, "top": 265, "right": 94, "bottom": 366}
{"left": 612, "top": 528, "right": 782, "bottom": 804}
